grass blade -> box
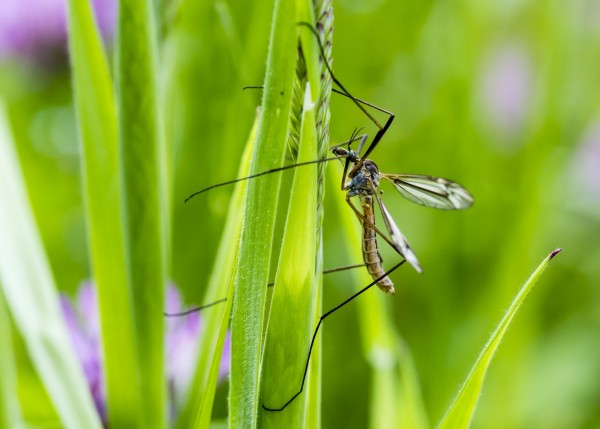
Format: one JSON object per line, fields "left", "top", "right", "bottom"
{"left": 193, "top": 283, "right": 235, "bottom": 429}
{"left": 0, "top": 104, "right": 102, "bottom": 429}
{"left": 0, "top": 293, "right": 22, "bottom": 429}
{"left": 260, "top": 83, "right": 318, "bottom": 428}
{"left": 228, "top": 0, "right": 298, "bottom": 426}
{"left": 66, "top": 1, "right": 144, "bottom": 427}
{"left": 176, "top": 118, "right": 257, "bottom": 429}
{"left": 396, "top": 344, "right": 430, "bottom": 429}
{"left": 115, "top": 0, "right": 167, "bottom": 427}
{"left": 438, "top": 248, "right": 563, "bottom": 429}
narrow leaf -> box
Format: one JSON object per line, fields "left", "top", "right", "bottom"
{"left": 66, "top": 0, "right": 143, "bottom": 427}
{"left": 260, "top": 83, "right": 318, "bottom": 428}
{"left": 115, "top": 0, "right": 167, "bottom": 427}
{"left": 438, "top": 249, "right": 563, "bottom": 429}
{"left": 0, "top": 104, "right": 102, "bottom": 429}
{"left": 177, "top": 118, "right": 257, "bottom": 429}
{"left": 0, "top": 293, "right": 22, "bottom": 429}
{"left": 228, "top": 0, "right": 298, "bottom": 426}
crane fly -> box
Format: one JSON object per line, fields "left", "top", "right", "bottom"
{"left": 173, "top": 21, "right": 474, "bottom": 413}
{"left": 261, "top": 127, "right": 473, "bottom": 412}
{"left": 260, "top": 23, "right": 474, "bottom": 412}
{"left": 329, "top": 130, "right": 473, "bottom": 296}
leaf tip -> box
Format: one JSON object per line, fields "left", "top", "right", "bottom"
{"left": 549, "top": 248, "right": 562, "bottom": 260}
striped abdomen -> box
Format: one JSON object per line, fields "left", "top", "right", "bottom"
{"left": 360, "top": 195, "right": 395, "bottom": 295}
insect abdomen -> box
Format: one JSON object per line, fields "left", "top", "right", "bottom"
{"left": 361, "top": 197, "right": 395, "bottom": 295}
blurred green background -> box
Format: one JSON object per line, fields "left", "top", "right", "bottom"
{"left": 1, "top": 0, "right": 599, "bottom": 427}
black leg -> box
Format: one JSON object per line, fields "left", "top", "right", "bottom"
{"left": 185, "top": 155, "right": 342, "bottom": 202}
{"left": 262, "top": 259, "right": 406, "bottom": 412}
{"left": 297, "top": 22, "right": 396, "bottom": 165}
{"left": 164, "top": 263, "right": 368, "bottom": 317}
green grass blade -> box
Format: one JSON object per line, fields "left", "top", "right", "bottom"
{"left": 193, "top": 283, "right": 235, "bottom": 429}
{"left": 176, "top": 118, "right": 257, "bottom": 429}
{"left": 115, "top": 0, "right": 167, "bottom": 427}
{"left": 437, "top": 249, "right": 563, "bottom": 429}
{"left": 228, "top": 0, "right": 298, "bottom": 426}
{"left": 0, "top": 293, "right": 22, "bottom": 429}
{"left": 259, "top": 84, "right": 318, "bottom": 428}
{"left": 396, "top": 344, "right": 430, "bottom": 429}
{"left": 0, "top": 104, "right": 102, "bottom": 429}
{"left": 66, "top": 1, "right": 145, "bottom": 427}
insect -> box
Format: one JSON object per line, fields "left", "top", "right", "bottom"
{"left": 329, "top": 130, "right": 473, "bottom": 296}
{"left": 261, "top": 23, "right": 474, "bottom": 412}
{"left": 176, "top": 21, "right": 474, "bottom": 413}
{"left": 261, "top": 130, "right": 473, "bottom": 412}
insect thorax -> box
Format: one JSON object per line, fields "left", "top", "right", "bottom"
{"left": 346, "top": 159, "right": 381, "bottom": 197}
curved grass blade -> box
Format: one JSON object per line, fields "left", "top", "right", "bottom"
{"left": 176, "top": 118, "right": 257, "bottom": 429}
{"left": 0, "top": 104, "right": 102, "bottom": 429}
{"left": 437, "top": 248, "right": 563, "bottom": 429}
{"left": 259, "top": 83, "right": 318, "bottom": 428}
{"left": 115, "top": 0, "right": 167, "bottom": 426}
{"left": 228, "top": 0, "right": 298, "bottom": 426}
{"left": 395, "top": 343, "right": 430, "bottom": 429}
{"left": 192, "top": 280, "right": 235, "bottom": 429}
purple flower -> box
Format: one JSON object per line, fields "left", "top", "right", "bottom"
{"left": 478, "top": 44, "right": 533, "bottom": 143}
{"left": 0, "top": 0, "right": 116, "bottom": 65}
{"left": 61, "top": 283, "right": 230, "bottom": 425}
{"left": 164, "top": 286, "right": 231, "bottom": 405}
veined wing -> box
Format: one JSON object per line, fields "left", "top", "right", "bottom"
{"left": 381, "top": 174, "right": 474, "bottom": 210}
{"left": 372, "top": 189, "right": 422, "bottom": 273}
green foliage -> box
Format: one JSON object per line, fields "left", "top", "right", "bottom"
{"left": 0, "top": 106, "right": 101, "bottom": 428}
{"left": 260, "top": 84, "right": 319, "bottom": 428}
{"left": 228, "top": 0, "right": 298, "bottom": 425}
{"left": 178, "top": 118, "right": 256, "bottom": 429}
{"left": 0, "top": 285, "right": 21, "bottom": 428}
{"left": 115, "top": 0, "right": 167, "bottom": 426}
{"left": 1, "top": 0, "right": 598, "bottom": 428}
{"left": 66, "top": 0, "right": 144, "bottom": 426}
{"left": 438, "top": 249, "right": 562, "bottom": 429}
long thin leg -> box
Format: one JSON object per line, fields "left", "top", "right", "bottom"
{"left": 331, "top": 88, "right": 393, "bottom": 117}
{"left": 244, "top": 85, "right": 393, "bottom": 120}
{"left": 262, "top": 259, "right": 406, "bottom": 412}
{"left": 355, "top": 132, "right": 369, "bottom": 156}
{"left": 297, "top": 22, "right": 385, "bottom": 130}
{"left": 246, "top": 23, "right": 396, "bottom": 163}
{"left": 185, "top": 155, "right": 343, "bottom": 202}
{"left": 163, "top": 298, "right": 227, "bottom": 317}
{"left": 164, "top": 263, "right": 367, "bottom": 317}
{"left": 297, "top": 22, "right": 395, "bottom": 163}
{"left": 187, "top": 131, "right": 369, "bottom": 203}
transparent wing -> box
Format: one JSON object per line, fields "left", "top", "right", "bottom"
{"left": 371, "top": 187, "right": 422, "bottom": 273}
{"left": 381, "top": 173, "right": 474, "bottom": 210}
